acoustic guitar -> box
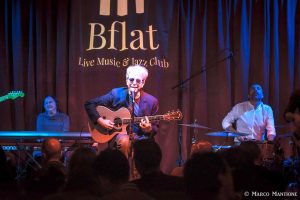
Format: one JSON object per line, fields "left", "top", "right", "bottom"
{"left": 89, "top": 106, "right": 183, "bottom": 143}
{"left": 0, "top": 91, "right": 25, "bottom": 103}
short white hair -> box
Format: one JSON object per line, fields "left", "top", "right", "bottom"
{"left": 126, "top": 65, "right": 148, "bottom": 80}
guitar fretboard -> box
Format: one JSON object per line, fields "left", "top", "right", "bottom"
{"left": 122, "top": 115, "right": 165, "bottom": 124}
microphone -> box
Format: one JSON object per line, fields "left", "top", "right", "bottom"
{"left": 129, "top": 88, "right": 136, "bottom": 103}
{"left": 129, "top": 87, "right": 136, "bottom": 93}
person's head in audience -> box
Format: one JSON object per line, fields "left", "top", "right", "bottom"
{"left": 68, "top": 146, "right": 96, "bottom": 176}
{"left": 64, "top": 146, "right": 99, "bottom": 194}
{"left": 93, "top": 149, "right": 129, "bottom": 194}
{"left": 41, "top": 138, "right": 62, "bottom": 163}
{"left": 133, "top": 139, "right": 162, "bottom": 176}
{"left": 239, "top": 141, "right": 262, "bottom": 165}
{"left": 33, "top": 138, "right": 66, "bottom": 198}
{"left": 184, "top": 152, "right": 235, "bottom": 200}
{"left": 190, "top": 140, "right": 213, "bottom": 156}
{"left": 220, "top": 146, "right": 250, "bottom": 168}
{"left": 171, "top": 140, "right": 213, "bottom": 177}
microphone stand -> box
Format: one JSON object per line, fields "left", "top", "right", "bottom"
{"left": 129, "top": 91, "right": 135, "bottom": 142}
{"left": 172, "top": 50, "right": 232, "bottom": 167}
{"left": 129, "top": 91, "right": 136, "bottom": 179}
{"left": 171, "top": 52, "right": 233, "bottom": 89}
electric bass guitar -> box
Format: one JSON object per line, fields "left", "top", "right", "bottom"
{"left": 0, "top": 91, "right": 25, "bottom": 103}
{"left": 89, "top": 106, "right": 183, "bottom": 143}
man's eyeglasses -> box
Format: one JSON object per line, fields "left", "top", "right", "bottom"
{"left": 128, "top": 78, "right": 143, "bottom": 84}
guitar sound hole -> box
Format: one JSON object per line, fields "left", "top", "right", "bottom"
{"left": 114, "top": 118, "right": 122, "bottom": 130}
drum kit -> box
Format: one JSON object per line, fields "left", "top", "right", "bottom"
{"left": 179, "top": 122, "right": 249, "bottom": 152}
{"left": 179, "top": 122, "right": 299, "bottom": 168}
{"left": 179, "top": 122, "right": 249, "bottom": 137}
{"left": 180, "top": 122, "right": 300, "bottom": 186}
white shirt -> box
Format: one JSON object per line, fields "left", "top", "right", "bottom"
{"left": 222, "top": 101, "right": 276, "bottom": 141}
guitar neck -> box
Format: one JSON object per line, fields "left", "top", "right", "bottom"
{"left": 123, "top": 115, "right": 165, "bottom": 124}
{"left": 0, "top": 91, "right": 24, "bottom": 103}
{"left": 0, "top": 95, "right": 8, "bottom": 103}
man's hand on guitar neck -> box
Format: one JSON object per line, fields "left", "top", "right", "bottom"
{"left": 140, "top": 116, "right": 152, "bottom": 133}
{"left": 97, "top": 117, "right": 114, "bottom": 130}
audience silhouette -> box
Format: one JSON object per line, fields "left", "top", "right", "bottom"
{"left": 94, "top": 148, "right": 152, "bottom": 199}
{"left": 44, "top": 146, "right": 101, "bottom": 200}
{"left": 132, "top": 139, "right": 185, "bottom": 200}
{"left": 184, "top": 152, "right": 236, "bottom": 200}
{"left": 24, "top": 138, "right": 66, "bottom": 199}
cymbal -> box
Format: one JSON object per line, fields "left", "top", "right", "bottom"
{"left": 206, "top": 131, "right": 250, "bottom": 137}
{"left": 178, "top": 123, "right": 212, "bottom": 129}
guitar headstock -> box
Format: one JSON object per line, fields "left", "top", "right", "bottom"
{"left": 7, "top": 91, "right": 25, "bottom": 100}
{"left": 163, "top": 110, "right": 183, "bottom": 121}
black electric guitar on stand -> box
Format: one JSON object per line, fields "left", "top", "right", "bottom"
{"left": 89, "top": 106, "right": 183, "bottom": 143}
{"left": 0, "top": 91, "right": 25, "bottom": 103}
